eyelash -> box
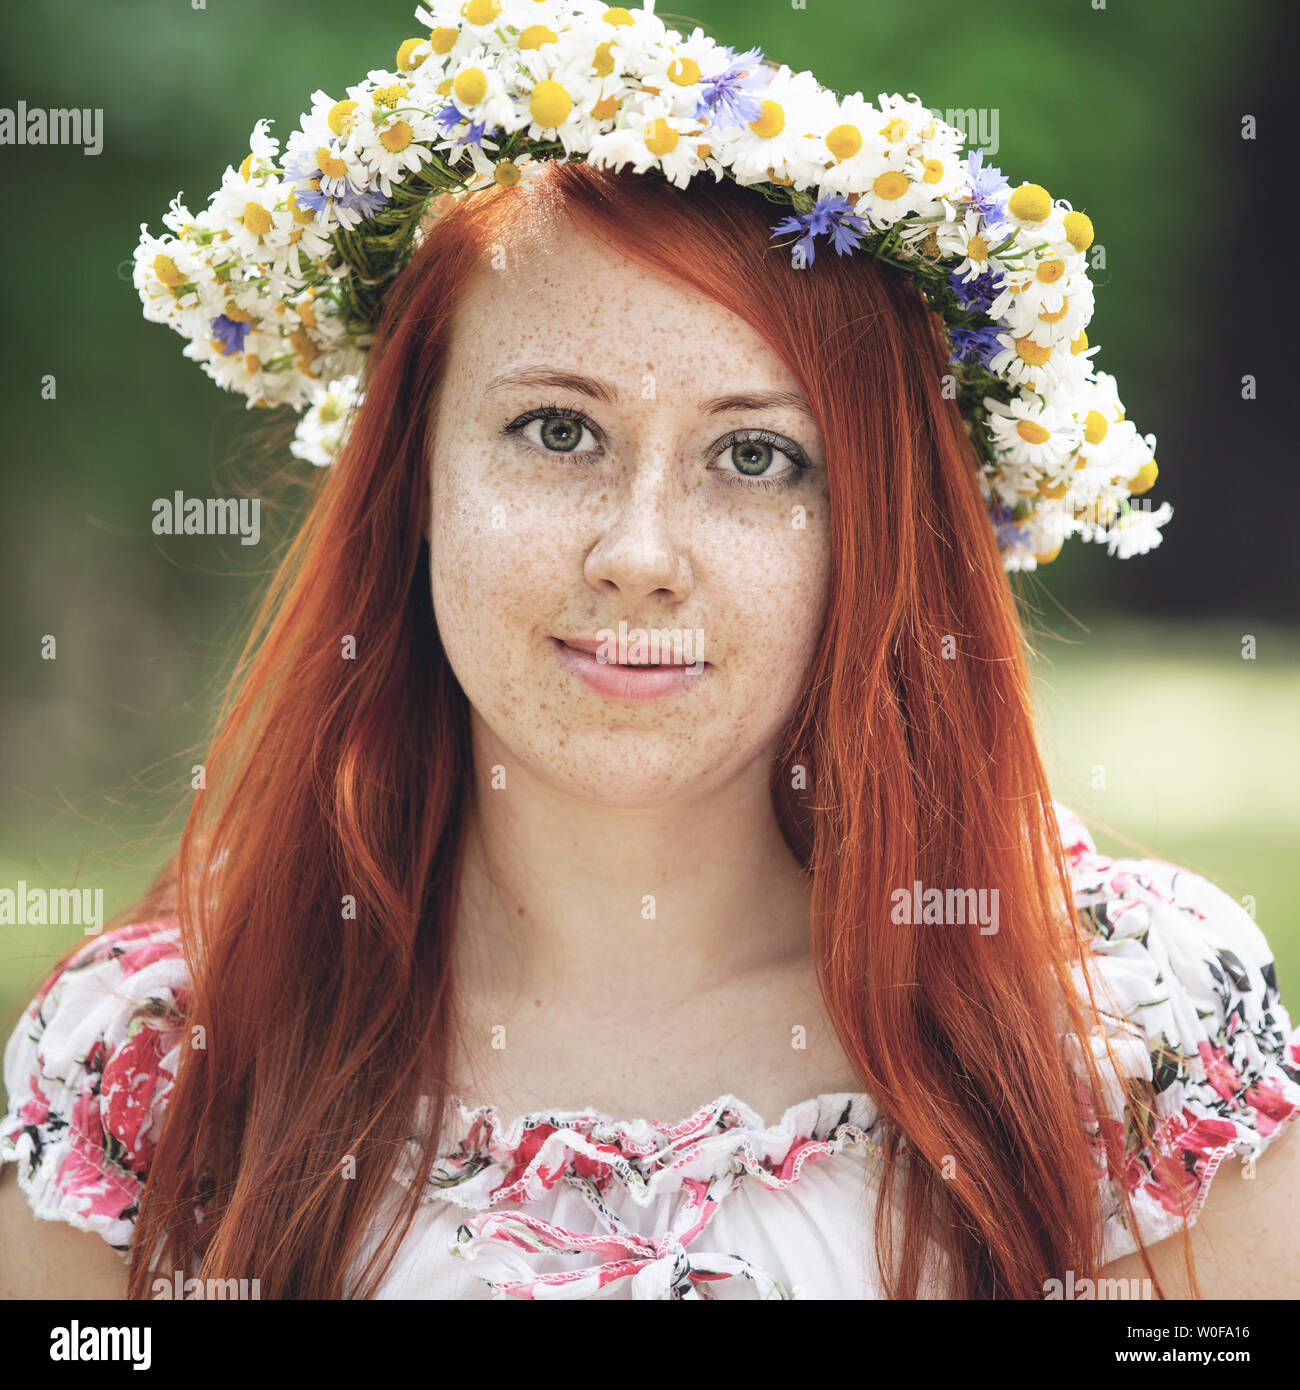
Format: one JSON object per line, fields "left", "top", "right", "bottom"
{"left": 498, "top": 400, "right": 812, "bottom": 492}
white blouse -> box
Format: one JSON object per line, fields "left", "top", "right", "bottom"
{"left": 4, "top": 805, "right": 1299, "bottom": 1299}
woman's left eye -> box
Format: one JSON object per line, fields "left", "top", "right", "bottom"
{"left": 708, "top": 430, "right": 810, "bottom": 491}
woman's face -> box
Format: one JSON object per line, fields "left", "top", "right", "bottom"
{"left": 427, "top": 216, "right": 832, "bottom": 804}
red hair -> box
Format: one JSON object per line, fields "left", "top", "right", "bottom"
{"left": 105, "top": 161, "right": 1188, "bottom": 1298}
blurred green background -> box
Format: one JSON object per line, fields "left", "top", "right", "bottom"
{"left": 2, "top": 0, "right": 1296, "bottom": 1083}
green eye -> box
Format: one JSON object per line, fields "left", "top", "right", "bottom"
{"left": 729, "top": 438, "right": 776, "bottom": 476}
{"left": 502, "top": 403, "right": 602, "bottom": 458}
{"left": 710, "top": 429, "right": 809, "bottom": 490}
{"left": 538, "top": 415, "right": 585, "bottom": 452}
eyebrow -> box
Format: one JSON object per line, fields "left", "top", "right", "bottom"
{"left": 484, "top": 366, "right": 815, "bottom": 419}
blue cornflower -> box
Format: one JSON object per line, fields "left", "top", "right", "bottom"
{"left": 436, "top": 101, "right": 466, "bottom": 132}
{"left": 947, "top": 325, "right": 1004, "bottom": 368}
{"left": 986, "top": 501, "right": 1026, "bottom": 551}
{"left": 337, "top": 184, "right": 388, "bottom": 218}
{"left": 281, "top": 150, "right": 329, "bottom": 211}
{"left": 210, "top": 314, "right": 251, "bottom": 356}
{"left": 770, "top": 194, "right": 869, "bottom": 269}
{"left": 964, "top": 149, "right": 1010, "bottom": 227}
{"left": 947, "top": 266, "right": 1006, "bottom": 314}
{"left": 695, "top": 45, "right": 769, "bottom": 131}
{"left": 281, "top": 150, "right": 388, "bottom": 221}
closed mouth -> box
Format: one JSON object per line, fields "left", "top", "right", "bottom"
{"left": 552, "top": 636, "right": 707, "bottom": 668}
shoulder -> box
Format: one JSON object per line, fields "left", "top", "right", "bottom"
{"left": 1, "top": 918, "right": 189, "bottom": 1253}
{"left": 1053, "top": 803, "right": 1300, "bottom": 1281}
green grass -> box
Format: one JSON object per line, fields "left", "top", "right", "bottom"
{"left": 1027, "top": 618, "right": 1300, "bottom": 1002}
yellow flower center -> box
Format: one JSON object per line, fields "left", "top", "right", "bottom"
{"left": 153, "top": 254, "right": 188, "bottom": 287}
{"left": 921, "top": 158, "right": 944, "bottom": 184}
{"left": 454, "top": 68, "right": 488, "bottom": 106}
{"left": 1083, "top": 410, "right": 1108, "bottom": 444}
{"left": 289, "top": 327, "right": 317, "bottom": 360}
{"left": 967, "top": 236, "right": 989, "bottom": 262}
{"left": 243, "top": 202, "right": 273, "bottom": 236}
{"left": 1127, "top": 459, "right": 1158, "bottom": 495}
{"left": 602, "top": 6, "right": 634, "bottom": 23}
{"left": 239, "top": 153, "right": 254, "bottom": 182}
{"left": 529, "top": 80, "right": 571, "bottom": 128}
{"left": 462, "top": 0, "right": 501, "bottom": 23}
{"left": 429, "top": 27, "right": 459, "bottom": 55}
{"left": 1033, "top": 543, "right": 1063, "bottom": 565}
{"left": 1016, "top": 420, "right": 1051, "bottom": 445}
{"left": 244, "top": 353, "right": 261, "bottom": 375}
{"left": 518, "top": 24, "right": 558, "bottom": 48}
{"left": 668, "top": 56, "right": 700, "bottom": 86}
{"left": 316, "top": 147, "right": 348, "bottom": 180}
{"left": 396, "top": 38, "right": 428, "bottom": 72}
{"left": 380, "top": 120, "right": 414, "bottom": 153}
{"left": 1014, "top": 336, "right": 1052, "bottom": 366}
{"left": 592, "top": 41, "right": 616, "bottom": 77}
{"left": 825, "top": 124, "right": 862, "bottom": 162}
{"left": 1038, "top": 304, "right": 1069, "bottom": 323}
{"left": 749, "top": 100, "right": 785, "bottom": 138}
{"left": 591, "top": 94, "right": 620, "bottom": 120}
{"left": 1036, "top": 258, "right": 1065, "bottom": 284}
{"left": 1070, "top": 330, "right": 1089, "bottom": 355}
{"left": 644, "top": 117, "right": 678, "bottom": 155}
{"left": 374, "top": 84, "right": 408, "bottom": 109}
{"left": 286, "top": 189, "right": 315, "bottom": 225}
{"left": 879, "top": 116, "right": 907, "bottom": 142}
{"left": 872, "top": 171, "right": 909, "bottom": 201}
{"left": 1063, "top": 210, "right": 1094, "bottom": 252}
{"left": 1008, "top": 183, "right": 1052, "bottom": 222}
{"left": 223, "top": 298, "right": 254, "bottom": 323}
{"left": 328, "top": 100, "right": 358, "bottom": 136}
{"left": 1038, "top": 479, "right": 1069, "bottom": 500}
{"left": 494, "top": 161, "right": 522, "bottom": 186}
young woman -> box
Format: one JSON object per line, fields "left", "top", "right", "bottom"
{"left": 3, "top": 3, "right": 1298, "bottom": 1301}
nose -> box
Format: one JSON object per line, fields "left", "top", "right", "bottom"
{"left": 581, "top": 451, "right": 694, "bottom": 603}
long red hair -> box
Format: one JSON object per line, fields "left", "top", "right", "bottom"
{"left": 102, "top": 161, "right": 1187, "bottom": 1298}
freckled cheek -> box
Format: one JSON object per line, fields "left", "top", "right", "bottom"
{"left": 429, "top": 461, "right": 572, "bottom": 655}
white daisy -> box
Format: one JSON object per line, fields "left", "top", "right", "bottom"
{"left": 984, "top": 393, "right": 1084, "bottom": 472}
{"left": 1105, "top": 500, "right": 1173, "bottom": 558}
{"left": 937, "top": 209, "right": 1004, "bottom": 282}
{"left": 711, "top": 66, "right": 835, "bottom": 192}
{"left": 289, "top": 374, "right": 365, "bottom": 467}
{"left": 206, "top": 172, "right": 295, "bottom": 264}
{"left": 586, "top": 105, "right": 711, "bottom": 188}
{"left": 353, "top": 106, "right": 439, "bottom": 195}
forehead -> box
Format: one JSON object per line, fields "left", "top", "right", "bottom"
{"left": 442, "top": 217, "right": 801, "bottom": 397}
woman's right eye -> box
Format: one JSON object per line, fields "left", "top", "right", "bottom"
{"left": 502, "top": 406, "right": 603, "bottom": 458}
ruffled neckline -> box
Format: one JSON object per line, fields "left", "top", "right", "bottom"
{"left": 396, "top": 1091, "right": 883, "bottom": 1210}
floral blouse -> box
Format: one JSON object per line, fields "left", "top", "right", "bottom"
{"left": 4, "top": 805, "right": 1299, "bottom": 1300}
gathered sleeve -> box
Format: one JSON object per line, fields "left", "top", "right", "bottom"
{"left": 1056, "top": 804, "right": 1300, "bottom": 1263}
{"left": 1, "top": 919, "right": 189, "bottom": 1253}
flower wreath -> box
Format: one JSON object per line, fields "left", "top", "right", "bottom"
{"left": 132, "top": 0, "right": 1171, "bottom": 569}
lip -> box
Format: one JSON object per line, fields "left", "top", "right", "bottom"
{"left": 551, "top": 636, "right": 709, "bottom": 702}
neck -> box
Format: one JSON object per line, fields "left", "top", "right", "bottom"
{"left": 451, "top": 711, "right": 814, "bottom": 1009}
